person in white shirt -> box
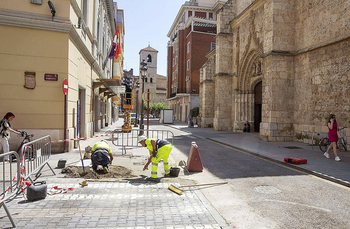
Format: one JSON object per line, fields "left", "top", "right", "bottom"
{"left": 0, "top": 112, "right": 22, "bottom": 161}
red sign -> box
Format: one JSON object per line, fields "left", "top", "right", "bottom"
{"left": 44, "top": 73, "right": 58, "bottom": 81}
{"left": 63, "top": 78, "right": 68, "bottom": 95}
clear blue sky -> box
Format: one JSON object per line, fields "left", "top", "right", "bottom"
{"left": 114, "top": 0, "right": 185, "bottom": 76}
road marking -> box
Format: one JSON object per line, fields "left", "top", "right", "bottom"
{"left": 261, "top": 199, "right": 332, "bottom": 212}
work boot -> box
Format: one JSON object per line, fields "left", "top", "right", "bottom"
{"left": 146, "top": 177, "right": 160, "bottom": 183}
{"left": 164, "top": 173, "right": 171, "bottom": 177}
{"left": 103, "top": 167, "right": 109, "bottom": 173}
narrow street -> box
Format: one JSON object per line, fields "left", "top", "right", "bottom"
{"left": 1, "top": 121, "right": 349, "bottom": 229}
{"left": 154, "top": 124, "right": 350, "bottom": 229}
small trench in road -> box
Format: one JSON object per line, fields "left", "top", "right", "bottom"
{"left": 61, "top": 165, "right": 137, "bottom": 179}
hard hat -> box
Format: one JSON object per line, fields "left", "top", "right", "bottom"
{"left": 137, "top": 135, "right": 147, "bottom": 143}
{"left": 101, "top": 140, "right": 108, "bottom": 144}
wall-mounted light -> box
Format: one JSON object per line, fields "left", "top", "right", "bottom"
{"left": 48, "top": 0, "right": 56, "bottom": 17}
{"left": 75, "top": 17, "right": 81, "bottom": 29}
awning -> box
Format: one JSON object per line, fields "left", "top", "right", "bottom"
{"left": 93, "top": 78, "right": 123, "bottom": 99}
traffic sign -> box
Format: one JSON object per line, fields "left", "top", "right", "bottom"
{"left": 63, "top": 78, "right": 68, "bottom": 95}
{"left": 142, "top": 91, "right": 154, "bottom": 102}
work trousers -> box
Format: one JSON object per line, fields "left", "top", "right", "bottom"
{"left": 0, "top": 138, "right": 10, "bottom": 160}
{"left": 151, "top": 144, "right": 172, "bottom": 178}
{"left": 91, "top": 150, "right": 110, "bottom": 171}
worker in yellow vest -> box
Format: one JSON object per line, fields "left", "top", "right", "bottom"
{"left": 91, "top": 140, "right": 113, "bottom": 173}
{"left": 138, "top": 135, "right": 172, "bottom": 182}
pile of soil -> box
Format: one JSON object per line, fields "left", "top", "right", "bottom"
{"left": 61, "top": 165, "right": 136, "bottom": 179}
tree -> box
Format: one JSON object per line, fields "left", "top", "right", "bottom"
{"left": 143, "top": 102, "right": 168, "bottom": 117}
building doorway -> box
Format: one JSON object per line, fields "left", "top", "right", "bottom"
{"left": 78, "top": 88, "right": 86, "bottom": 137}
{"left": 254, "top": 82, "right": 262, "bottom": 132}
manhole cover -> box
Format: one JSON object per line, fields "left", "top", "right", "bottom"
{"left": 254, "top": 185, "right": 282, "bottom": 194}
{"left": 284, "top": 146, "right": 302, "bottom": 149}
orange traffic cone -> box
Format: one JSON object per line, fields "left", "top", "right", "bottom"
{"left": 187, "top": 142, "right": 203, "bottom": 172}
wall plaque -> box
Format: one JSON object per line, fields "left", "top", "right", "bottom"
{"left": 44, "top": 73, "right": 58, "bottom": 81}
{"left": 24, "top": 71, "right": 36, "bottom": 89}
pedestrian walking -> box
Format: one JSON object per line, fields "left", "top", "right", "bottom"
{"left": 324, "top": 114, "right": 341, "bottom": 161}
{"left": 0, "top": 112, "right": 22, "bottom": 161}
{"left": 91, "top": 140, "right": 114, "bottom": 173}
{"left": 138, "top": 135, "right": 172, "bottom": 182}
{"left": 188, "top": 114, "right": 193, "bottom": 127}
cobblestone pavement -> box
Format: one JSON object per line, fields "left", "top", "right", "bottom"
{"left": 1, "top": 176, "right": 227, "bottom": 229}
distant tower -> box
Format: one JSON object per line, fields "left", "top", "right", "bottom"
{"left": 139, "top": 45, "right": 158, "bottom": 82}
{"left": 138, "top": 45, "right": 158, "bottom": 108}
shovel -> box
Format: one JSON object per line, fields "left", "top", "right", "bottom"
{"left": 78, "top": 140, "right": 87, "bottom": 176}
{"left": 168, "top": 181, "right": 228, "bottom": 195}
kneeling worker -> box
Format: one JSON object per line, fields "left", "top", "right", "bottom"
{"left": 138, "top": 135, "right": 172, "bottom": 182}
{"left": 91, "top": 140, "right": 113, "bottom": 173}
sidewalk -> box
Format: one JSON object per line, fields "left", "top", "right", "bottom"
{"left": 167, "top": 121, "right": 350, "bottom": 188}
{"left": 0, "top": 119, "right": 230, "bottom": 229}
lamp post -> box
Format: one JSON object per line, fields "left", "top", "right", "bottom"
{"left": 139, "top": 60, "right": 147, "bottom": 135}
{"left": 134, "top": 81, "right": 140, "bottom": 127}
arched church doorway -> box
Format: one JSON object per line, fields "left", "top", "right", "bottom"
{"left": 254, "top": 81, "right": 262, "bottom": 132}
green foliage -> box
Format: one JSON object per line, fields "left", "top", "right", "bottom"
{"left": 143, "top": 102, "right": 168, "bottom": 116}
{"left": 295, "top": 132, "right": 310, "bottom": 140}
{"left": 191, "top": 107, "right": 199, "bottom": 117}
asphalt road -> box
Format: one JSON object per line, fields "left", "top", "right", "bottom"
{"left": 154, "top": 124, "right": 350, "bottom": 229}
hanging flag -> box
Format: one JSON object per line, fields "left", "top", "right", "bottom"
{"left": 108, "top": 42, "right": 116, "bottom": 59}
{"left": 115, "top": 29, "right": 121, "bottom": 59}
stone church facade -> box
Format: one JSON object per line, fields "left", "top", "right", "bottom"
{"left": 200, "top": 0, "right": 350, "bottom": 143}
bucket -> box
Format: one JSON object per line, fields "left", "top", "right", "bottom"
{"left": 57, "top": 159, "right": 66, "bottom": 168}
{"left": 170, "top": 167, "right": 180, "bottom": 177}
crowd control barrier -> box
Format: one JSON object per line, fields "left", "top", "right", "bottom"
{"left": 111, "top": 129, "right": 174, "bottom": 154}
{"left": 19, "top": 135, "right": 55, "bottom": 182}
{"left": 1, "top": 151, "right": 20, "bottom": 228}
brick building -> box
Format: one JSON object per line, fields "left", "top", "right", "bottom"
{"left": 167, "top": 0, "right": 227, "bottom": 122}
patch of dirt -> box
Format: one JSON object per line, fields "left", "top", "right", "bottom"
{"left": 61, "top": 165, "right": 136, "bottom": 179}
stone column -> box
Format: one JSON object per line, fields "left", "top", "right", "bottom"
{"left": 260, "top": 0, "right": 296, "bottom": 141}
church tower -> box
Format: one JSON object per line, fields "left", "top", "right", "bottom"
{"left": 139, "top": 45, "right": 158, "bottom": 87}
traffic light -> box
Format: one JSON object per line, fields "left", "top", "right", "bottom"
{"left": 123, "top": 76, "right": 133, "bottom": 90}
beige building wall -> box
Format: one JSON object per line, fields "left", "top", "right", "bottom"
{"left": 0, "top": 0, "right": 120, "bottom": 152}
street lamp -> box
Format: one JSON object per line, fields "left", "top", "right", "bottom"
{"left": 134, "top": 81, "right": 140, "bottom": 127}
{"left": 139, "top": 60, "right": 147, "bottom": 135}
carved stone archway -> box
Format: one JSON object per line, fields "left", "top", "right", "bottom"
{"left": 234, "top": 50, "right": 262, "bottom": 131}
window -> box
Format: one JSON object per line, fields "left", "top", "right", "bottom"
{"left": 147, "top": 54, "right": 152, "bottom": 62}
{"left": 187, "top": 60, "right": 190, "bottom": 70}
{"left": 82, "top": 0, "right": 88, "bottom": 25}
{"left": 211, "top": 42, "right": 216, "bottom": 50}
{"left": 145, "top": 78, "right": 147, "bottom": 83}
{"left": 116, "top": 10, "right": 123, "bottom": 23}
{"left": 97, "top": 20, "right": 100, "bottom": 43}
{"left": 150, "top": 78, "right": 153, "bottom": 83}
{"left": 187, "top": 42, "right": 190, "bottom": 53}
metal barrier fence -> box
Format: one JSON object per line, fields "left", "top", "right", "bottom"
{"left": 1, "top": 151, "right": 20, "bottom": 228}
{"left": 111, "top": 129, "right": 174, "bottom": 154}
{"left": 19, "top": 135, "right": 55, "bottom": 182}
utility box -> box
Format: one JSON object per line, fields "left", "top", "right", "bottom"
{"left": 30, "top": 0, "right": 42, "bottom": 5}
{"left": 160, "top": 109, "right": 174, "bottom": 124}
